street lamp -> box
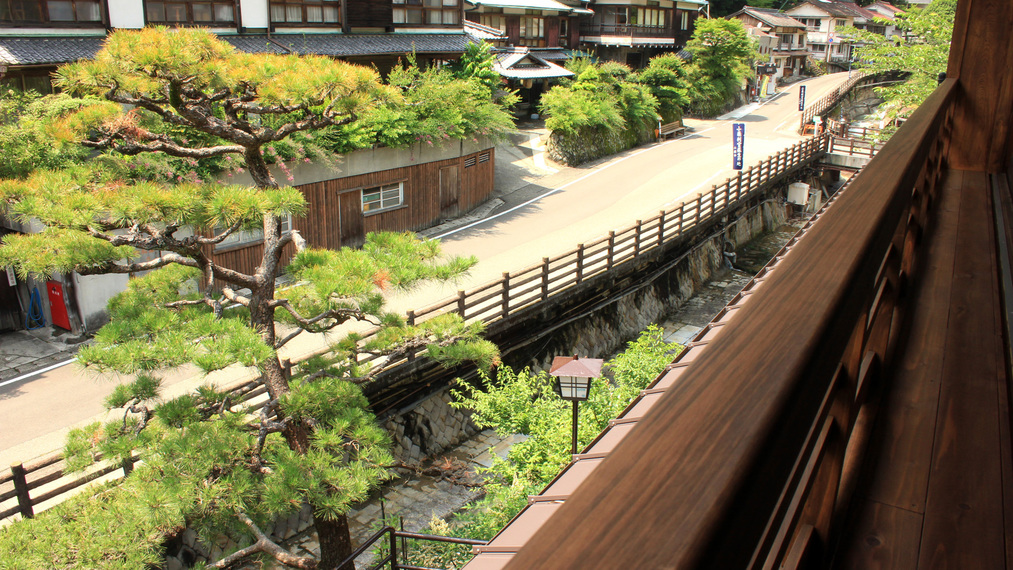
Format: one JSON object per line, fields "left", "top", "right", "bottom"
{"left": 550, "top": 355, "right": 604, "bottom": 455}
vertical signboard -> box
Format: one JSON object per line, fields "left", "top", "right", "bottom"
{"left": 799, "top": 85, "right": 807, "bottom": 111}
{"left": 732, "top": 123, "right": 745, "bottom": 171}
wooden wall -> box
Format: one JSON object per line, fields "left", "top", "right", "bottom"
{"left": 344, "top": 0, "right": 393, "bottom": 29}
{"left": 946, "top": 0, "right": 1013, "bottom": 172}
{"left": 210, "top": 148, "right": 495, "bottom": 276}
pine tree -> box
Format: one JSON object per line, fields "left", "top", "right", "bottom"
{"left": 0, "top": 28, "right": 496, "bottom": 569}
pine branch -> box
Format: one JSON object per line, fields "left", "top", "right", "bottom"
{"left": 75, "top": 253, "right": 200, "bottom": 275}
{"left": 210, "top": 512, "right": 317, "bottom": 569}
{"left": 222, "top": 287, "right": 252, "bottom": 308}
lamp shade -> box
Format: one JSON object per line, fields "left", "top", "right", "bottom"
{"left": 549, "top": 355, "right": 603, "bottom": 402}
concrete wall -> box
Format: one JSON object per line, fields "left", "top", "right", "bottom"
{"left": 227, "top": 137, "right": 495, "bottom": 188}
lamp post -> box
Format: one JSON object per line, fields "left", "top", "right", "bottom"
{"left": 550, "top": 355, "right": 604, "bottom": 455}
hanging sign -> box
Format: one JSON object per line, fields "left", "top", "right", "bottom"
{"left": 732, "top": 123, "right": 745, "bottom": 171}
{"left": 5, "top": 267, "right": 14, "bottom": 287}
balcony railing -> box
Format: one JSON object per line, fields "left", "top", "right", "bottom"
{"left": 499, "top": 78, "right": 961, "bottom": 569}
{"left": 579, "top": 24, "right": 672, "bottom": 38}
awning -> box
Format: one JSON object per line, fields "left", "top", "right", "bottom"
{"left": 468, "top": 0, "right": 575, "bottom": 13}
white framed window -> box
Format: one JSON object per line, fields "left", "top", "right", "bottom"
{"left": 362, "top": 182, "right": 404, "bottom": 214}
{"left": 215, "top": 214, "right": 291, "bottom": 250}
{"left": 680, "top": 11, "right": 688, "bottom": 31}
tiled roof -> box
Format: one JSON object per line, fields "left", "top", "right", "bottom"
{"left": 468, "top": 0, "right": 575, "bottom": 12}
{"left": 0, "top": 36, "right": 104, "bottom": 65}
{"left": 464, "top": 20, "right": 507, "bottom": 41}
{"left": 737, "top": 6, "right": 807, "bottom": 29}
{"left": 221, "top": 35, "right": 292, "bottom": 54}
{"left": 0, "top": 32, "right": 470, "bottom": 66}
{"left": 493, "top": 47, "right": 574, "bottom": 79}
{"left": 794, "top": 0, "right": 878, "bottom": 20}
{"left": 267, "top": 33, "right": 472, "bottom": 56}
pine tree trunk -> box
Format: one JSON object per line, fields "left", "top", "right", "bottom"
{"left": 316, "top": 513, "right": 356, "bottom": 570}
{"left": 245, "top": 145, "right": 356, "bottom": 570}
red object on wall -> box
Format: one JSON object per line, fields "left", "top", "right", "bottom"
{"left": 46, "top": 280, "right": 71, "bottom": 330}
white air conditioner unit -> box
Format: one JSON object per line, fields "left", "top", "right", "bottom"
{"left": 787, "top": 182, "right": 810, "bottom": 205}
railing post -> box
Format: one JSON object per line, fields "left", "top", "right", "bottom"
{"left": 576, "top": 245, "right": 584, "bottom": 284}
{"left": 457, "top": 290, "right": 466, "bottom": 319}
{"left": 658, "top": 211, "right": 666, "bottom": 246}
{"left": 634, "top": 221, "right": 642, "bottom": 257}
{"left": 501, "top": 272, "right": 510, "bottom": 317}
{"left": 607, "top": 232, "right": 615, "bottom": 269}
{"left": 542, "top": 257, "right": 550, "bottom": 300}
{"left": 406, "top": 310, "right": 416, "bottom": 362}
{"left": 694, "top": 196, "right": 703, "bottom": 226}
{"left": 676, "top": 205, "right": 685, "bottom": 236}
{"left": 11, "top": 462, "right": 33, "bottom": 519}
{"left": 122, "top": 456, "right": 135, "bottom": 477}
{"left": 389, "top": 527, "right": 399, "bottom": 570}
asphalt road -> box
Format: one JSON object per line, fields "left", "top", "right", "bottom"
{"left": 0, "top": 72, "right": 852, "bottom": 466}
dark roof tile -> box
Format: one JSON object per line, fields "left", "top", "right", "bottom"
{"left": 0, "top": 36, "right": 104, "bottom": 65}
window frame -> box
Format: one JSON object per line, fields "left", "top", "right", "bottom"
{"left": 392, "top": 0, "right": 459, "bottom": 27}
{"left": 518, "top": 14, "right": 545, "bottom": 47}
{"left": 269, "top": 0, "right": 340, "bottom": 27}
{"left": 1, "top": 0, "right": 105, "bottom": 26}
{"left": 361, "top": 181, "right": 406, "bottom": 216}
{"left": 144, "top": 0, "right": 236, "bottom": 26}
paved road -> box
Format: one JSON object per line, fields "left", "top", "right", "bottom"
{"left": 0, "top": 73, "right": 852, "bottom": 466}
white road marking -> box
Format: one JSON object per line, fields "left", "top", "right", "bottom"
{"left": 0, "top": 358, "right": 77, "bottom": 388}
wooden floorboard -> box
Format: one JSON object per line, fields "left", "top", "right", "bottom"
{"left": 837, "top": 500, "right": 924, "bottom": 570}
{"left": 917, "top": 170, "right": 1007, "bottom": 569}
{"left": 837, "top": 170, "right": 1012, "bottom": 569}
{"left": 835, "top": 169, "right": 962, "bottom": 570}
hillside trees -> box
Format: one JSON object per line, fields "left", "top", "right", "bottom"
{"left": 685, "top": 17, "right": 756, "bottom": 116}
{"left": 0, "top": 27, "right": 497, "bottom": 569}
{"left": 849, "top": 0, "right": 955, "bottom": 123}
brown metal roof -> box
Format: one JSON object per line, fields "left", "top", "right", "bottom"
{"left": 461, "top": 200, "right": 835, "bottom": 569}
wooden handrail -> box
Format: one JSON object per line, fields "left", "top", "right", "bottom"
{"left": 503, "top": 79, "right": 958, "bottom": 570}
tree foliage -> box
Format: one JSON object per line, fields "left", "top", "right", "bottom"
{"left": 849, "top": 0, "right": 955, "bottom": 123}
{"left": 0, "top": 28, "right": 498, "bottom": 570}
{"left": 405, "top": 326, "right": 682, "bottom": 565}
{"left": 0, "top": 90, "right": 92, "bottom": 178}
{"left": 686, "top": 17, "right": 756, "bottom": 116}
{"left": 634, "top": 54, "right": 691, "bottom": 123}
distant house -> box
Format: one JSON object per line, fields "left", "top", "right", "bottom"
{"left": 786, "top": 0, "right": 882, "bottom": 69}
{"left": 865, "top": 1, "right": 904, "bottom": 40}
{"left": 728, "top": 6, "right": 808, "bottom": 80}
{"left": 579, "top": 0, "right": 707, "bottom": 68}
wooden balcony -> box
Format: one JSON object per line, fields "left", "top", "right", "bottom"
{"left": 481, "top": 1, "right": 1013, "bottom": 568}
{"left": 579, "top": 24, "right": 691, "bottom": 46}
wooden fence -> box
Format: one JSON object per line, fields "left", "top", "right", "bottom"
{"left": 800, "top": 73, "right": 867, "bottom": 131}
{"left": 0, "top": 134, "right": 831, "bottom": 525}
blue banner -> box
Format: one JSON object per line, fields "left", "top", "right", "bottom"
{"left": 732, "top": 123, "right": 745, "bottom": 171}
{"left": 799, "top": 85, "right": 806, "bottom": 111}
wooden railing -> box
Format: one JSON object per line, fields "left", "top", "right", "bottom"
{"left": 502, "top": 79, "right": 959, "bottom": 570}
{"left": 0, "top": 134, "right": 830, "bottom": 525}
{"left": 579, "top": 24, "right": 673, "bottom": 38}
{"left": 800, "top": 73, "right": 867, "bottom": 131}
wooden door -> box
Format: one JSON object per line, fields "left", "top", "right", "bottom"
{"left": 0, "top": 267, "right": 20, "bottom": 332}
{"left": 440, "top": 165, "right": 460, "bottom": 221}
{"left": 339, "top": 191, "right": 364, "bottom": 248}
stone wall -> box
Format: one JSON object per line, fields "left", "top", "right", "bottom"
{"left": 383, "top": 386, "right": 481, "bottom": 465}
{"left": 522, "top": 199, "right": 787, "bottom": 370}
